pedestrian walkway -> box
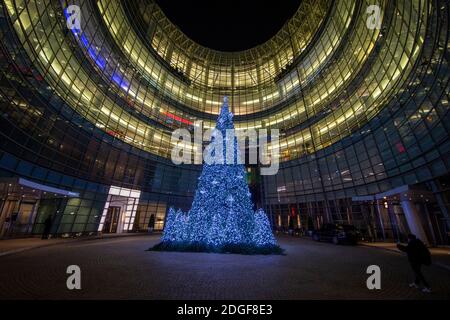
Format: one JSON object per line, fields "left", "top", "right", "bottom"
{"left": 0, "top": 232, "right": 151, "bottom": 257}
{"left": 360, "top": 241, "right": 450, "bottom": 271}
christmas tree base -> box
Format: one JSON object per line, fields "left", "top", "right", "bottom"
{"left": 148, "top": 241, "right": 284, "bottom": 255}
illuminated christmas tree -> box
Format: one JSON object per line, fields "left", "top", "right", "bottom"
{"left": 173, "top": 209, "right": 187, "bottom": 242}
{"left": 253, "top": 208, "right": 277, "bottom": 246}
{"left": 161, "top": 207, "right": 176, "bottom": 242}
{"left": 153, "top": 97, "right": 281, "bottom": 254}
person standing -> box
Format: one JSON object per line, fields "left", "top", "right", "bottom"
{"left": 147, "top": 214, "right": 155, "bottom": 234}
{"left": 41, "top": 215, "right": 53, "bottom": 240}
{"left": 397, "top": 234, "right": 432, "bottom": 293}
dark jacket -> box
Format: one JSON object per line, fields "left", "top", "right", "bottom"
{"left": 44, "top": 217, "right": 52, "bottom": 229}
{"left": 397, "top": 238, "right": 431, "bottom": 265}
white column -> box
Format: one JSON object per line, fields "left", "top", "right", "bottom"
{"left": 401, "top": 200, "right": 429, "bottom": 244}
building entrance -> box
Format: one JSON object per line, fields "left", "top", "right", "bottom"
{"left": 353, "top": 185, "right": 439, "bottom": 245}
{"left": 98, "top": 186, "right": 141, "bottom": 234}
{"left": 0, "top": 177, "right": 79, "bottom": 238}
{"left": 102, "top": 206, "right": 121, "bottom": 233}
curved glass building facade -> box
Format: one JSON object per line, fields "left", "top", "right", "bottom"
{"left": 0, "top": 0, "right": 449, "bottom": 244}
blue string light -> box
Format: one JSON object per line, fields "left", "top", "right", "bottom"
{"left": 159, "top": 97, "right": 279, "bottom": 253}
{"left": 65, "top": 8, "right": 129, "bottom": 90}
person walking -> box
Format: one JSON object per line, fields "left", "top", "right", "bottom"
{"left": 41, "top": 215, "right": 53, "bottom": 240}
{"left": 397, "top": 234, "right": 432, "bottom": 293}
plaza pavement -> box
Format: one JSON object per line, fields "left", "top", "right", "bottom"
{"left": 0, "top": 235, "right": 449, "bottom": 299}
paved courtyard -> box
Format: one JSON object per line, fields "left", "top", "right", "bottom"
{"left": 0, "top": 235, "right": 449, "bottom": 299}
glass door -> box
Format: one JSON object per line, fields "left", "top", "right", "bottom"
{"left": 0, "top": 200, "right": 18, "bottom": 238}
{"left": 11, "top": 202, "right": 37, "bottom": 235}
{"left": 103, "top": 206, "right": 121, "bottom": 233}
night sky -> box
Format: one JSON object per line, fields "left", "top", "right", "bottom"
{"left": 155, "top": 0, "right": 302, "bottom": 52}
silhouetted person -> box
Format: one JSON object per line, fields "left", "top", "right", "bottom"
{"left": 148, "top": 214, "right": 155, "bottom": 234}
{"left": 288, "top": 218, "right": 295, "bottom": 236}
{"left": 397, "top": 234, "right": 431, "bottom": 293}
{"left": 41, "top": 216, "right": 53, "bottom": 240}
